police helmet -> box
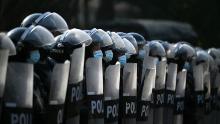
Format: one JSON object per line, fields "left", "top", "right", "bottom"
{"left": 121, "top": 33, "right": 138, "bottom": 52}
{"left": 208, "top": 48, "right": 220, "bottom": 60}
{"left": 195, "top": 50, "right": 210, "bottom": 64}
{"left": 7, "top": 27, "right": 27, "bottom": 46}
{"left": 56, "top": 28, "right": 92, "bottom": 47}
{"left": 175, "top": 43, "right": 195, "bottom": 61}
{"left": 108, "top": 32, "right": 126, "bottom": 53}
{"left": 8, "top": 26, "right": 55, "bottom": 50}
{"left": 122, "top": 38, "right": 137, "bottom": 55}
{"left": 148, "top": 40, "right": 166, "bottom": 58}
{"left": 160, "top": 41, "right": 178, "bottom": 59}
{"left": 21, "top": 13, "right": 42, "bottom": 27}
{"left": 128, "top": 32, "right": 146, "bottom": 45}
{"left": 88, "top": 28, "right": 113, "bottom": 48}
{"left": 21, "top": 12, "right": 68, "bottom": 33}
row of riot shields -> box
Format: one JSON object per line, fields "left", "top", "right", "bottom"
{"left": 0, "top": 14, "right": 220, "bottom": 124}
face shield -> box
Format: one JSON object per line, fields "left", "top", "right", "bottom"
{"left": 34, "top": 12, "right": 68, "bottom": 33}
{"left": 20, "top": 25, "right": 56, "bottom": 49}
{"left": 149, "top": 41, "right": 166, "bottom": 58}
{"left": 123, "top": 38, "right": 137, "bottom": 55}
{"left": 208, "top": 48, "right": 220, "bottom": 60}
{"left": 21, "top": 13, "right": 42, "bottom": 27}
{"left": 128, "top": 32, "right": 146, "bottom": 46}
{"left": 109, "top": 32, "right": 126, "bottom": 53}
{"left": 121, "top": 34, "right": 138, "bottom": 52}
{"left": 7, "top": 27, "right": 27, "bottom": 47}
{"left": 175, "top": 43, "right": 195, "bottom": 61}
{"left": 58, "top": 29, "right": 92, "bottom": 47}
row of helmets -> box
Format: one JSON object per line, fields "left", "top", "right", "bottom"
{"left": 0, "top": 12, "right": 219, "bottom": 124}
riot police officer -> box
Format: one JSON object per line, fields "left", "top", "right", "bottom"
{"left": 121, "top": 33, "right": 151, "bottom": 124}
{"left": 0, "top": 33, "right": 16, "bottom": 121}
{"left": 119, "top": 36, "right": 137, "bottom": 124}
{"left": 54, "top": 28, "right": 92, "bottom": 124}
{"left": 191, "top": 50, "right": 210, "bottom": 124}
{"left": 208, "top": 48, "right": 220, "bottom": 124}
{"left": 89, "top": 29, "right": 113, "bottom": 67}
{"left": 5, "top": 25, "right": 56, "bottom": 124}
{"left": 88, "top": 29, "right": 121, "bottom": 124}
{"left": 159, "top": 41, "right": 178, "bottom": 124}
{"left": 145, "top": 41, "right": 166, "bottom": 124}
{"left": 174, "top": 43, "right": 195, "bottom": 124}
{"left": 83, "top": 28, "right": 105, "bottom": 124}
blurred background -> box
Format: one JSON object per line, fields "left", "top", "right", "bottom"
{"left": 0, "top": 0, "right": 219, "bottom": 48}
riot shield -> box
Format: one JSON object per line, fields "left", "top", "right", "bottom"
{"left": 214, "top": 59, "right": 220, "bottom": 124}
{"left": 193, "top": 64, "right": 204, "bottom": 91}
{"left": 0, "top": 49, "right": 9, "bottom": 118}
{"left": 163, "top": 63, "right": 177, "bottom": 124}
{"left": 47, "top": 61, "right": 70, "bottom": 124}
{"left": 86, "top": 57, "right": 104, "bottom": 124}
{"left": 141, "top": 55, "right": 158, "bottom": 83}
{"left": 3, "top": 62, "right": 33, "bottom": 124}
{"left": 210, "top": 72, "right": 219, "bottom": 124}
{"left": 0, "top": 49, "right": 9, "bottom": 98}
{"left": 199, "top": 59, "right": 211, "bottom": 124}
{"left": 153, "top": 60, "right": 167, "bottom": 124}
{"left": 65, "top": 45, "right": 85, "bottom": 124}
{"left": 122, "top": 63, "right": 137, "bottom": 124}
{"left": 104, "top": 64, "right": 120, "bottom": 124}
{"left": 193, "top": 63, "right": 205, "bottom": 124}
{"left": 203, "top": 73, "right": 212, "bottom": 124}
{"left": 216, "top": 86, "right": 220, "bottom": 124}
{"left": 212, "top": 70, "right": 220, "bottom": 124}
{"left": 173, "top": 69, "right": 187, "bottom": 124}
{"left": 137, "top": 54, "right": 158, "bottom": 124}
{"left": 137, "top": 68, "right": 156, "bottom": 124}
{"left": 214, "top": 72, "right": 220, "bottom": 90}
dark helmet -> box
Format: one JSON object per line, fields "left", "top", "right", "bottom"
{"left": 87, "top": 28, "right": 113, "bottom": 48}
{"left": 8, "top": 26, "right": 55, "bottom": 50}
{"left": 195, "top": 50, "right": 210, "bottom": 65}
{"left": 207, "top": 52, "right": 216, "bottom": 72}
{"left": 0, "top": 33, "right": 16, "bottom": 56}
{"left": 21, "top": 13, "right": 42, "bottom": 27}
{"left": 21, "top": 12, "right": 68, "bottom": 33}
{"left": 20, "top": 25, "right": 55, "bottom": 48}
{"left": 127, "top": 32, "right": 146, "bottom": 45}
{"left": 108, "top": 32, "right": 126, "bottom": 53}
{"left": 7, "top": 27, "right": 27, "bottom": 46}
{"left": 121, "top": 33, "right": 138, "bottom": 52}
{"left": 160, "top": 41, "right": 170, "bottom": 52}
{"left": 160, "top": 41, "right": 178, "bottom": 59}
{"left": 122, "top": 38, "right": 137, "bottom": 55}
{"left": 117, "top": 32, "right": 127, "bottom": 36}
{"left": 148, "top": 40, "right": 166, "bottom": 58}
{"left": 52, "top": 29, "right": 92, "bottom": 61}
{"left": 56, "top": 28, "right": 92, "bottom": 46}
{"left": 175, "top": 43, "right": 195, "bottom": 61}
{"left": 208, "top": 48, "right": 220, "bottom": 60}
{"left": 208, "top": 48, "right": 220, "bottom": 72}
